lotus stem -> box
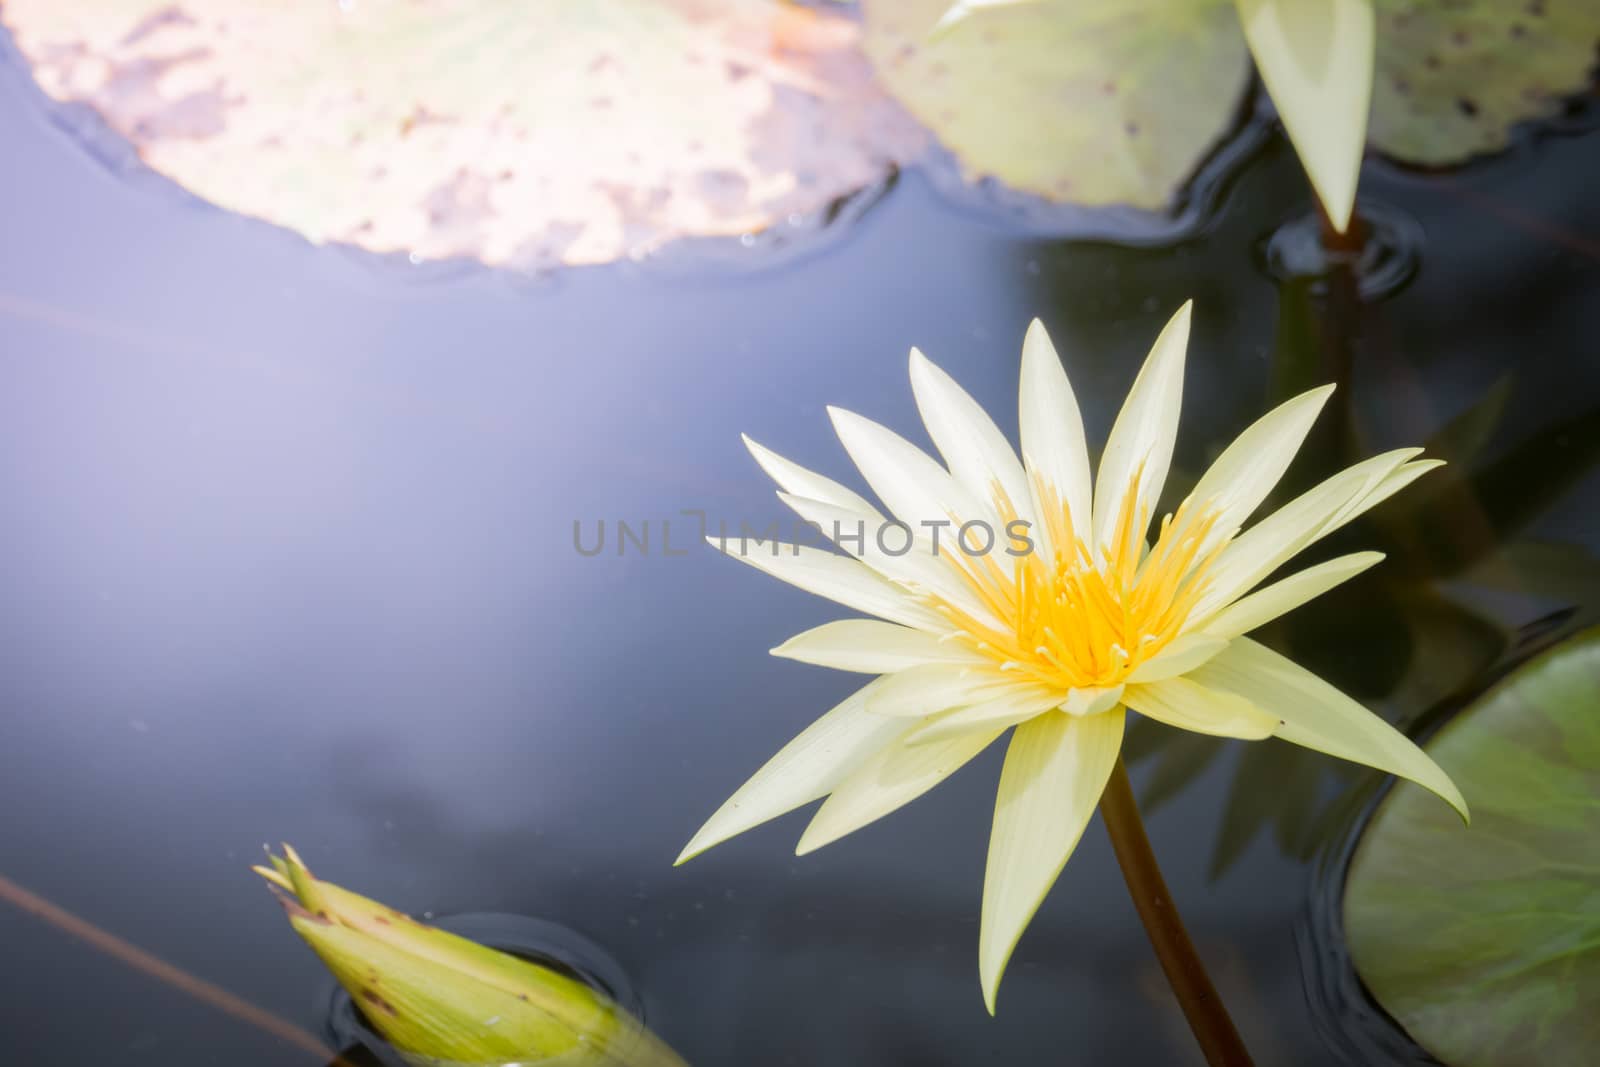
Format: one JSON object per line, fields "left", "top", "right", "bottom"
{"left": 1099, "top": 757, "right": 1255, "bottom": 1067}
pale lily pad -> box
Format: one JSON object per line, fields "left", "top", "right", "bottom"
{"left": 875, "top": 0, "right": 1597, "bottom": 213}
{"left": 2, "top": 0, "right": 927, "bottom": 268}
{"left": 1370, "top": 0, "right": 1600, "bottom": 165}
{"left": 1343, "top": 627, "right": 1600, "bottom": 1067}
{"left": 860, "top": 0, "right": 1251, "bottom": 209}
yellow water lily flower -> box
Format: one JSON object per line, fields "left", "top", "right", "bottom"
{"left": 677, "top": 301, "right": 1467, "bottom": 1012}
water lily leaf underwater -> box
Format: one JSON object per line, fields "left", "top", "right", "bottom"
{"left": 256, "top": 848, "right": 687, "bottom": 1067}
{"left": 1, "top": 0, "right": 926, "bottom": 268}
{"left": 1342, "top": 627, "right": 1600, "bottom": 1067}
{"left": 870, "top": 0, "right": 1600, "bottom": 213}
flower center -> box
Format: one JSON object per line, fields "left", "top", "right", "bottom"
{"left": 929, "top": 476, "right": 1226, "bottom": 693}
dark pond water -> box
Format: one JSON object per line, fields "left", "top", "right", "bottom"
{"left": 1, "top": 27, "right": 1598, "bottom": 1067}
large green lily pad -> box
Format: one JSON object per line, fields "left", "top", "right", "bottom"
{"left": 1343, "top": 627, "right": 1600, "bottom": 1067}
{"left": 860, "top": 0, "right": 1251, "bottom": 209}
{"left": 864, "top": 0, "right": 1599, "bottom": 212}
{"left": 1369, "top": 0, "right": 1600, "bottom": 165}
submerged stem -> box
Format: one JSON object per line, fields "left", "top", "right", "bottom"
{"left": 1099, "top": 757, "right": 1254, "bottom": 1067}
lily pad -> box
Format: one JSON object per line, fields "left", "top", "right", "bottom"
{"left": 1369, "top": 0, "right": 1600, "bottom": 165}
{"left": 1343, "top": 627, "right": 1600, "bottom": 1067}
{"left": 867, "top": 0, "right": 1599, "bottom": 213}
{"left": 859, "top": 0, "right": 1251, "bottom": 209}
{"left": 2, "top": 0, "right": 927, "bottom": 268}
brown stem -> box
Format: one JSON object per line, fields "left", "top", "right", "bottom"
{"left": 1316, "top": 198, "right": 1367, "bottom": 261}
{"left": 0, "top": 872, "right": 354, "bottom": 1066}
{"left": 1099, "top": 758, "right": 1254, "bottom": 1067}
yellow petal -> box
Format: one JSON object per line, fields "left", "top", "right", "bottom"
{"left": 1234, "top": 0, "right": 1375, "bottom": 232}
{"left": 1179, "top": 384, "right": 1334, "bottom": 555}
{"left": 1092, "top": 302, "right": 1191, "bottom": 555}
{"left": 676, "top": 679, "right": 910, "bottom": 864}
{"left": 905, "top": 686, "right": 1064, "bottom": 745}
{"left": 776, "top": 491, "right": 1003, "bottom": 631}
{"left": 1198, "top": 448, "right": 1416, "bottom": 616}
{"left": 706, "top": 537, "right": 942, "bottom": 631}
{"left": 1019, "top": 318, "right": 1094, "bottom": 552}
{"left": 1122, "top": 676, "right": 1278, "bottom": 739}
{"left": 798, "top": 727, "right": 1006, "bottom": 854}
{"left": 1190, "top": 638, "right": 1468, "bottom": 820}
{"left": 1059, "top": 684, "right": 1125, "bottom": 717}
{"left": 910, "top": 347, "right": 1036, "bottom": 534}
{"left": 1125, "top": 633, "right": 1230, "bottom": 684}
{"left": 979, "top": 709, "right": 1123, "bottom": 1013}
{"left": 1200, "top": 551, "right": 1383, "bottom": 638}
{"left": 743, "top": 434, "right": 883, "bottom": 518}
{"left": 773, "top": 619, "right": 980, "bottom": 674}
{"left": 866, "top": 662, "right": 1018, "bottom": 718}
{"left": 1324, "top": 458, "right": 1443, "bottom": 532}
{"left": 829, "top": 406, "right": 993, "bottom": 531}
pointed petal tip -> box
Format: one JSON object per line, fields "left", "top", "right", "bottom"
{"left": 675, "top": 825, "right": 721, "bottom": 867}
{"left": 1324, "top": 200, "right": 1356, "bottom": 235}
{"left": 793, "top": 832, "right": 824, "bottom": 858}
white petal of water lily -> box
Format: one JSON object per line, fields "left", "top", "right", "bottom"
{"left": 1125, "top": 633, "right": 1230, "bottom": 684}
{"left": 773, "top": 619, "right": 981, "bottom": 674}
{"left": 676, "top": 679, "right": 909, "bottom": 864}
{"left": 1189, "top": 638, "right": 1468, "bottom": 820}
{"left": 867, "top": 663, "right": 1018, "bottom": 718}
{"left": 1234, "top": 0, "right": 1375, "bottom": 234}
{"left": 1323, "top": 458, "right": 1444, "bottom": 533}
{"left": 1122, "top": 676, "right": 1278, "bottom": 739}
{"left": 978, "top": 708, "right": 1123, "bottom": 1014}
{"left": 905, "top": 686, "right": 1065, "bottom": 746}
{"left": 743, "top": 435, "right": 883, "bottom": 518}
{"left": 1019, "top": 318, "right": 1093, "bottom": 553}
{"left": 1058, "top": 685, "right": 1125, "bottom": 717}
{"left": 1196, "top": 448, "right": 1418, "bottom": 616}
{"left": 909, "top": 347, "right": 1037, "bottom": 535}
{"left": 1200, "top": 551, "right": 1384, "bottom": 639}
{"left": 777, "top": 492, "right": 1005, "bottom": 633}
{"left": 1092, "top": 302, "right": 1191, "bottom": 555}
{"left": 829, "top": 406, "right": 995, "bottom": 532}
{"left": 1179, "top": 384, "right": 1334, "bottom": 554}
{"left": 797, "top": 727, "right": 1007, "bottom": 854}
{"left": 707, "top": 537, "right": 943, "bottom": 631}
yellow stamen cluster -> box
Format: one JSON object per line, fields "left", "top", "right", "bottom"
{"left": 932, "top": 475, "right": 1227, "bottom": 693}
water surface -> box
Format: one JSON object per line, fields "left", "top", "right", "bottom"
{"left": 2, "top": 37, "right": 1598, "bottom": 1066}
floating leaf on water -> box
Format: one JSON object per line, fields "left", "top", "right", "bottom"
{"left": 860, "top": 0, "right": 1251, "bottom": 210}
{"left": 1343, "top": 627, "right": 1600, "bottom": 1067}
{"left": 1369, "top": 0, "right": 1600, "bottom": 166}
{"left": 1, "top": 0, "right": 927, "bottom": 269}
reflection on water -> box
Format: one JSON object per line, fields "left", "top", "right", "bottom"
{"left": 0, "top": 21, "right": 1597, "bottom": 1065}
